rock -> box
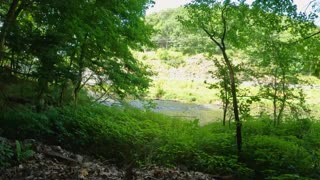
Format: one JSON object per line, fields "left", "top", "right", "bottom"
{"left": 25, "top": 175, "right": 34, "bottom": 180}
{"left": 43, "top": 151, "right": 77, "bottom": 164}
{"left": 52, "top": 146, "right": 63, "bottom": 153}
{"left": 23, "top": 139, "right": 36, "bottom": 145}
{"left": 83, "top": 162, "right": 93, "bottom": 168}
{"left": 75, "top": 154, "right": 84, "bottom": 163}
{"left": 0, "top": 136, "right": 8, "bottom": 143}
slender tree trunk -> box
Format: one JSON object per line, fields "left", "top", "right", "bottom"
{"left": 73, "top": 35, "right": 88, "bottom": 106}
{"left": 73, "top": 63, "right": 84, "bottom": 106}
{"left": 222, "top": 100, "right": 228, "bottom": 126}
{"left": 277, "top": 96, "right": 286, "bottom": 125}
{"left": 0, "top": 0, "right": 21, "bottom": 65}
{"left": 59, "top": 81, "right": 67, "bottom": 106}
{"left": 36, "top": 76, "right": 48, "bottom": 112}
{"left": 273, "top": 76, "right": 278, "bottom": 126}
{"left": 59, "top": 60, "right": 74, "bottom": 106}
{"left": 221, "top": 49, "right": 242, "bottom": 153}
{"left": 277, "top": 70, "right": 287, "bottom": 125}
{"left": 222, "top": 77, "right": 229, "bottom": 126}
{"left": 10, "top": 49, "right": 15, "bottom": 75}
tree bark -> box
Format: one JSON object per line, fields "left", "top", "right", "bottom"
{"left": 221, "top": 49, "right": 242, "bottom": 153}
{"left": 273, "top": 75, "right": 278, "bottom": 126}
{"left": 222, "top": 74, "right": 229, "bottom": 126}
{"left": 0, "top": 0, "right": 21, "bottom": 65}
{"left": 73, "top": 34, "right": 88, "bottom": 106}
{"left": 277, "top": 69, "right": 287, "bottom": 125}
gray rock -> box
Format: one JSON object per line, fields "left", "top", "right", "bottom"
{"left": 75, "top": 154, "right": 84, "bottom": 163}
{"left": 23, "top": 139, "right": 36, "bottom": 145}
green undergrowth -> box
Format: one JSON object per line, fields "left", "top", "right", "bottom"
{"left": 0, "top": 105, "right": 320, "bottom": 179}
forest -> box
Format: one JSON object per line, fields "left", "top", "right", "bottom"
{"left": 1, "top": 0, "right": 320, "bottom": 179}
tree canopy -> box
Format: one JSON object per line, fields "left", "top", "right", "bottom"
{"left": 0, "top": 0, "right": 154, "bottom": 107}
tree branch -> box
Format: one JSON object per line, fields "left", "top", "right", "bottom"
{"left": 221, "top": 4, "right": 228, "bottom": 49}
{"left": 304, "top": 0, "right": 316, "bottom": 13}
{"left": 303, "top": 30, "right": 320, "bottom": 41}
{"left": 201, "top": 23, "right": 223, "bottom": 50}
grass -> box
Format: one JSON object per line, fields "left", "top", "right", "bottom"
{"left": 148, "top": 79, "right": 220, "bottom": 104}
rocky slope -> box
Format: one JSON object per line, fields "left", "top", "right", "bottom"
{"left": 146, "top": 55, "right": 217, "bottom": 82}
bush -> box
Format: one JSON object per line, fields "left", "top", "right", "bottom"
{"left": 155, "top": 87, "right": 166, "bottom": 99}
{"left": 0, "top": 139, "right": 34, "bottom": 168}
{"left": 156, "top": 49, "right": 186, "bottom": 67}
{"left": 0, "top": 109, "right": 53, "bottom": 141}
{"left": 0, "top": 141, "right": 13, "bottom": 167}
{"left": 243, "top": 135, "right": 313, "bottom": 178}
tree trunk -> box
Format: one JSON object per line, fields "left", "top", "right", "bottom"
{"left": 0, "top": 0, "right": 21, "bottom": 65}
{"left": 222, "top": 100, "right": 228, "bottom": 126}
{"left": 277, "top": 70, "right": 287, "bottom": 125}
{"left": 273, "top": 76, "right": 278, "bottom": 126}
{"left": 222, "top": 77, "right": 229, "bottom": 126}
{"left": 201, "top": 4, "right": 242, "bottom": 153}
{"left": 221, "top": 49, "right": 242, "bottom": 153}
{"left": 59, "top": 81, "right": 67, "bottom": 106}
{"left": 36, "top": 76, "right": 48, "bottom": 112}
{"left": 73, "top": 35, "right": 88, "bottom": 106}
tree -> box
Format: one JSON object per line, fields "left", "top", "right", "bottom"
{"left": 246, "top": 0, "right": 314, "bottom": 124}
{"left": 0, "top": 0, "right": 155, "bottom": 108}
{"left": 0, "top": 0, "right": 27, "bottom": 66}
{"left": 181, "top": 0, "right": 250, "bottom": 153}
{"left": 146, "top": 8, "right": 213, "bottom": 54}
{"left": 207, "top": 58, "right": 232, "bottom": 126}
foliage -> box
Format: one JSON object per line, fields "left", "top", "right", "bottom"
{"left": 144, "top": 0, "right": 320, "bottom": 124}
{"left": 0, "top": 141, "right": 14, "bottom": 167}
{"left": 243, "top": 135, "right": 315, "bottom": 178}
{"left": 146, "top": 8, "right": 212, "bottom": 54}
{"left": 156, "top": 49, "right": 186, "bottom": 67}
{"left": 1, "top": 0, "right": 320, "bottom": 179}
{"left": 0, "top": 104, "right": 248, "bottom": 176}
{"left": 1, "top": 104, "right": 320, "bottom": 179}
{"left": 0, "top": 108, "right": 53, "bottom": 140}
{"left": 0, "top": 0, "right": 154, "bottom": 108}
{"left": 155, "top": 85, "right": 166, "bottom": 99}
{"left": 244, "top": 1, "right": 314, "bottom": 124}
{"left": 15, "top": 140, "right": 34, "bottom": 162}
{"left": 181, "top": 0, "right": 250, "bottom": 152}
{"left": 0, "top": 139, "right": 34, "bottom": 167}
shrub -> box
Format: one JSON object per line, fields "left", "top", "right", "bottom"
{"left": 156, "top": 49, "right": 186, "bottom": 67}
{"left": 155, "top": 87, "right": 166, "bottom": 99}
{"left": 0, "top": 109, "right": 53, "bottom": 141}
{"left": 0, "top": 141, "right": 13, "bottom": 167}
{"left": 243, "top": 135, "right": 313, "bottom": 178}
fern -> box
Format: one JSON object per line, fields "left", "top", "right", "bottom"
{"left": 15, "top": 140, "right": 22, "bottom": 162}
{"left": 15, "top": 140, "right": 34, "bottom": 162}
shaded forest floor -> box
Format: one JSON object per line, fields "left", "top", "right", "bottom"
{"left": 0, "top": 137, "right": 222, "bottom": 180}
